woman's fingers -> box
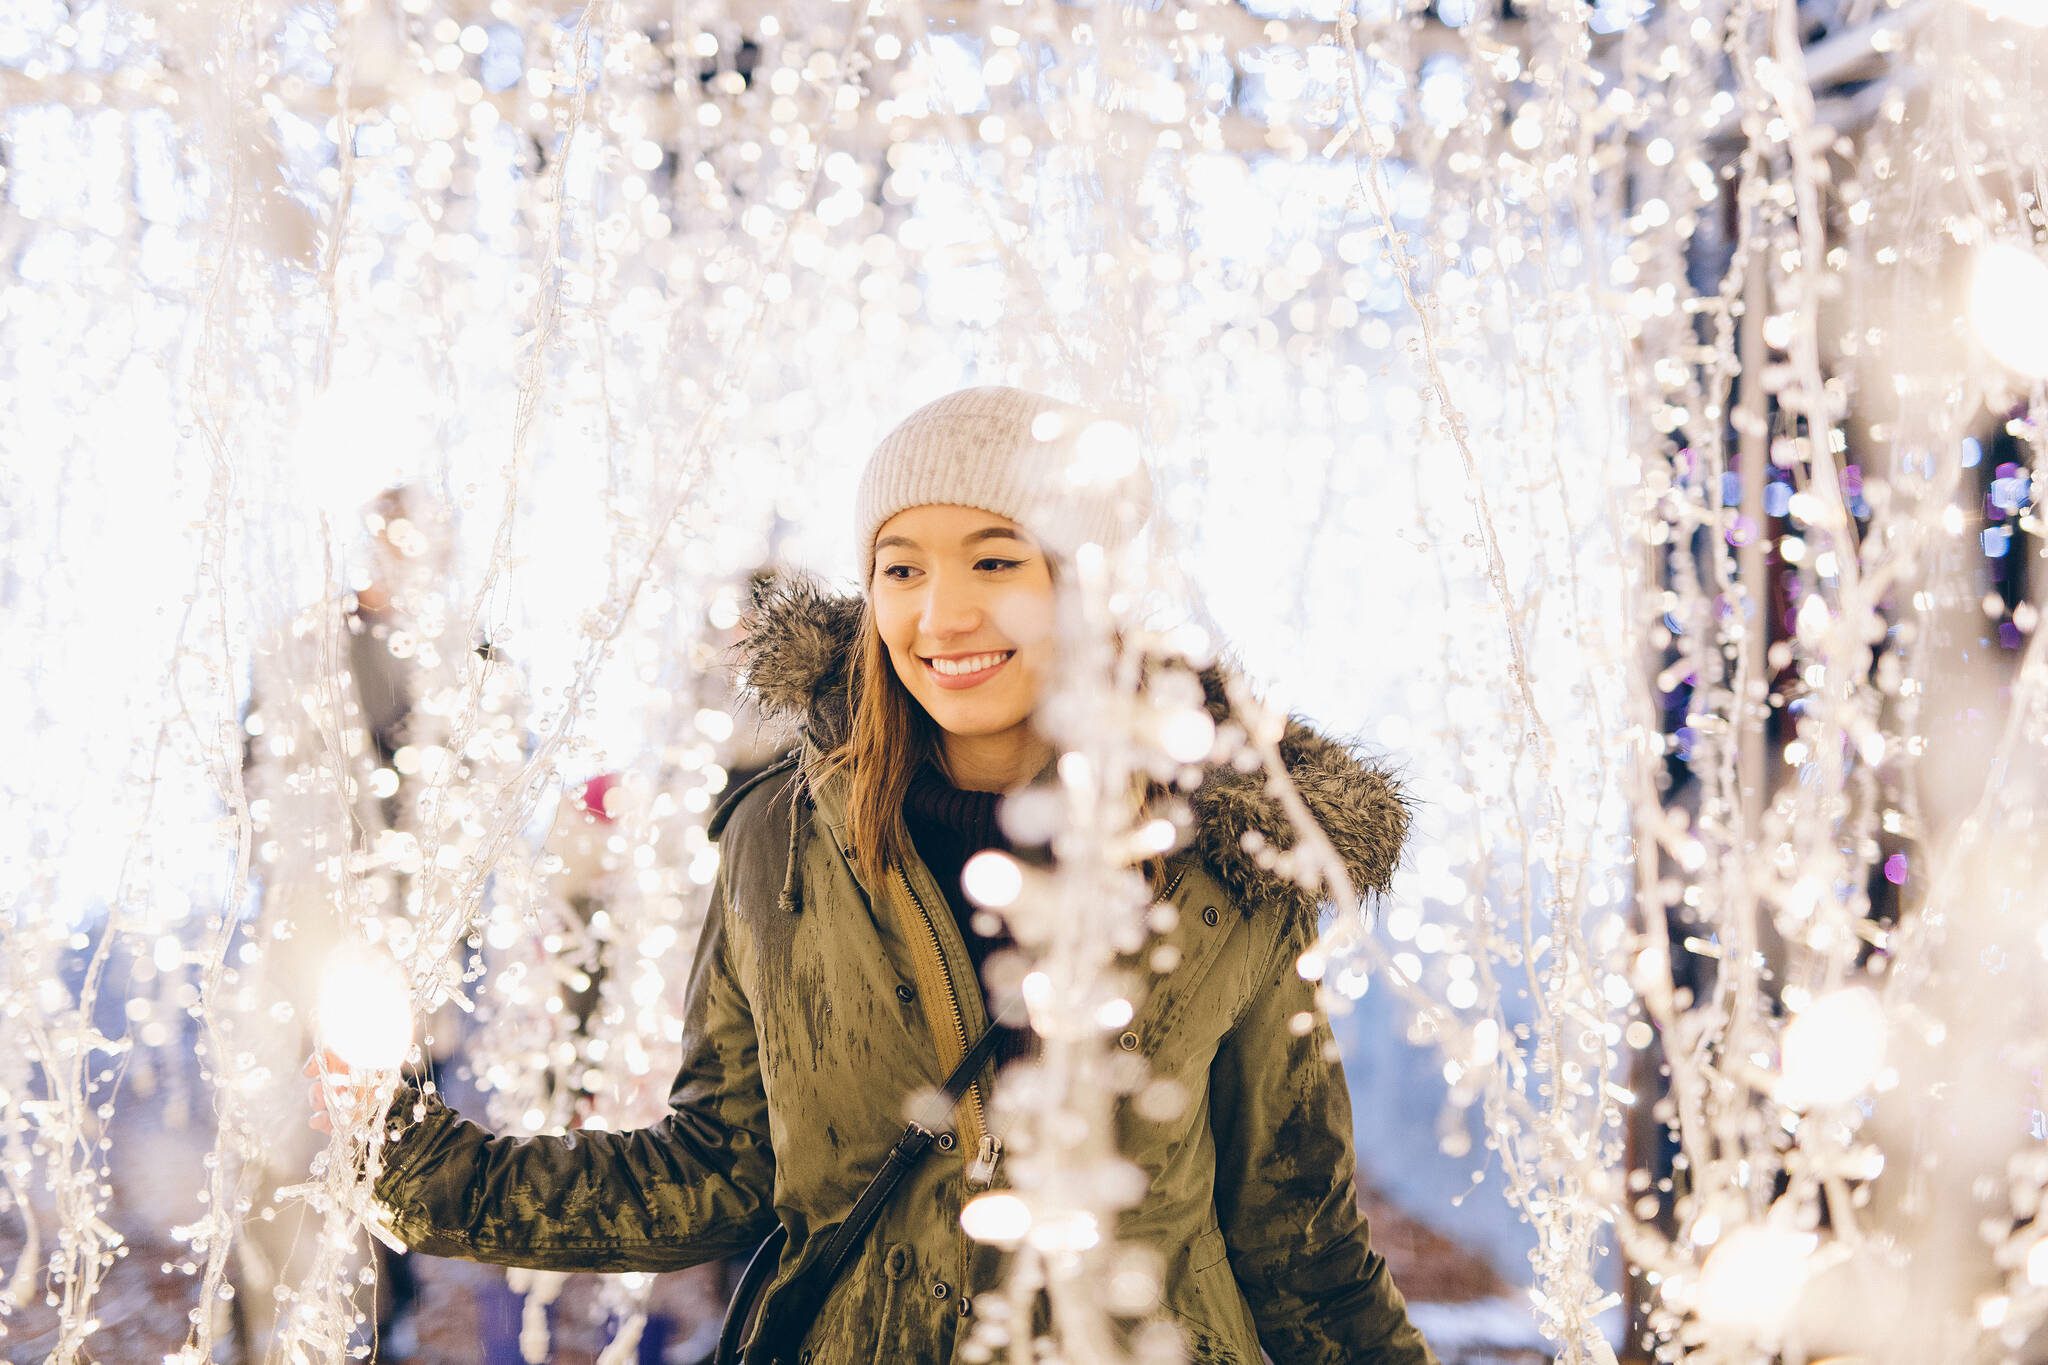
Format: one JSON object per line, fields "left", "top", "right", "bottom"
{"left": 305, "top": 1053, "right": 379, "bottom": 1135}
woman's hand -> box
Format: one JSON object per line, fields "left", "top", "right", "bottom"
{"left": 303, "top": 1048, "right": 383, "bottom": 1134}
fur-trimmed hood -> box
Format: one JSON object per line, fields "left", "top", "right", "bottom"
{"left": 729, "top": 574, "right": 1412, "bottom": 923}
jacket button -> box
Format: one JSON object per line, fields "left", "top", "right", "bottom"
{"left": 958, "top": 1296, "right": 972, "bottom": 1316}
{"left": 932, "top": 1280, "right": 951, "bottom": 1300}
{"left": 1118, "top": 1030, "right": 1140, "bottom": 1052}
{"left": 935, "top": 1131, "right": 956, "bottom": 1151}
{"left": 1202, "top": 905, "right": 1220, "bottom": 927}
{"left": 896, "top": 984, "right": 915, "bottom": 1002}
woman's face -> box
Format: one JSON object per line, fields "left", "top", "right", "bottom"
{"left": 870, "top": 504, "right": 1055, "bottom": 742}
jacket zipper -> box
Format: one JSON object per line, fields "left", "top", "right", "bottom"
{"left": 892, "top": 864, "right": 997, "bottom": 1184}
{"left": 886, "top": 857, "right": 1184, "bottom": 1315}
{"left": 890, "top": 859, "right": 1184, "bottom": 1150}
{"left": 892, "top": 862, "right": 1002, "bottom": 1321}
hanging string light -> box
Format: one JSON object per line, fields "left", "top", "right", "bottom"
{"left": 0, "top": 0, "right": 2042, "bottom": 1362}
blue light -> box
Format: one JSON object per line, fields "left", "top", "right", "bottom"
{"left": 482, "top": 24, "right": 525, "bottom": 93}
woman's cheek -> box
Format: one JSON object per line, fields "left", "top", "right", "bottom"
{"left": 991, "top": 588, "right": 1054, "bottom": 647}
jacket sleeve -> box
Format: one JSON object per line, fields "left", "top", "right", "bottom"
{"left": 1207, "top": 911, "right": 1438, "bottom": 1365}
{"left": 368, "top": 869, "right": 777, "bottom": 1272}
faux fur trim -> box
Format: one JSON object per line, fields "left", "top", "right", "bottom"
{"left": 730, "top": 573, "right": 1412, "bottom": 924}
{"left": 733, "top": 574, "right": 861, "bottom": 752}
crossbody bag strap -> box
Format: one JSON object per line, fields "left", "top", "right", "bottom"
{"left": 733, "top": 1015, "right": 1010, "bottom": 1365}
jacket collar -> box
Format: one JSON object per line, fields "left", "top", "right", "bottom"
{"left": 729, "top": 573, "right": 1411, "bottom": 925}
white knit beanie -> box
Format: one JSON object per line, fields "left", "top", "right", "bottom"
{"left": 854, "top": 384, "right": 1152, "bottom": 583}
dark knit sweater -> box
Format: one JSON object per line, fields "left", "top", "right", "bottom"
{"left": 901, "top": 762, "right": 1033, "bottom": 1065}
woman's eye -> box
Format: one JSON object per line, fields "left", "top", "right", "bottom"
{"left": 975, "top": 557, "right": 1022, "bottom": 573}
{"left": 881, "top": 564, "right": 918, "bottom": 581}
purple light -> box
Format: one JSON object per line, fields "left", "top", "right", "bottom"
{"left": 1883, "top": 854, "right": 1908, "bottom": 886}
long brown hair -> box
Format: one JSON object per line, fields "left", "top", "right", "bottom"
{"left": 805, "top": 596, "right": 937, "bottom": 892}
{"left": 805, "top": 590, "right": 1171, "bottom": 898}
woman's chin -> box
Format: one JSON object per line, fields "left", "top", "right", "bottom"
{"left": 919, "top": 696, "right": 1028, "bottom": 740}
{"left": 931, "top": 713, "right": 1022, "bottom": 740}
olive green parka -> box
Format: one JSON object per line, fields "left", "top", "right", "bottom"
{"left": 369, "top": 577, "right": 1439, "bottom": 1364}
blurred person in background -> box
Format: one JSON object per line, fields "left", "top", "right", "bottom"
{"left": 237, "top": 486, "right": 455, "bottom": 1361}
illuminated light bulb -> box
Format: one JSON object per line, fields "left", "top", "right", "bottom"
{"left": 1794, "top": 594, "right": 1831, "bottom": 645}
{"left": 1021, "top": 971, "right": 1052, "bottom": 1009}
{"left": 1106, "top": 1264, "right": 1162, "bottom": 1314}
{"left": 1094, "top": 996, "right": 1135, "bottom": 1030}
{"left": 1967, "top": 0, "right": 2048, "bottom": 24}
{"left": 317, "top": 945, "right": 413, "bottom": 1072}
{"left": 1026, "top": 1209, "right": 1101, "bottom": 1254}
{"left": 961, "top": 1192, "right": 1032, "bottom": 1247}
{"left": 962, "top": 850, "right": 1023, "bottom": 908}
{"left": 1156, "top": 706, "right": 1216, "bottom": 763}
{"left": 1776, "top": 986, "right": 1886, "bottom": 1110}
{"left": 1694, "top": 1224, "right": 1818, "bottom": 1335}
{"left": 1132, "top": 817, "right": 1177, "bottom": 855}
{"left": 1467, "top": 1017, "right": 1500, "bottom": 1064}
{"left": 1068, "top": 419, "right": 1141, "bottom": 487}
{"left": 1029, "top": 410, "right": 1069, "bottom": 442}
{"left": 1969, "top": 243, "right": 2048, "bottom": 378}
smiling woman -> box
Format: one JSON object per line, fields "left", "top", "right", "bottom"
{"left": 352, "top": 383, "right": 1435, "bottom": 1365}
{"left": 808, "top": 384, "right": 1154, "bottom": 899}
{"left": 870, "top": 508, "right": 1053, "bottom": 789}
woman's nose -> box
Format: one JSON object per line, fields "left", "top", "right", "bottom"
{"left": 919, "top": 574, "right": 983, "bottom": 637}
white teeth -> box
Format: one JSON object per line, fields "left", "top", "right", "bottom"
{"left": 929, "top": 651, "right": 1012, "bottom": 677}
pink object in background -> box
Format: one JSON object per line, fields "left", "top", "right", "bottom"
{"left": 575, "top": 772, "right": 620, "bottom": 824}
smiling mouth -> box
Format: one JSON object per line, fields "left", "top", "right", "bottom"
{"left": 920, "top": 650, "right": 1015, "bottom": 688}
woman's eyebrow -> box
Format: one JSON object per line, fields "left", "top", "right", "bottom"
{"left": 875, "top": 526, "right": 1027, "bottom": 554}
